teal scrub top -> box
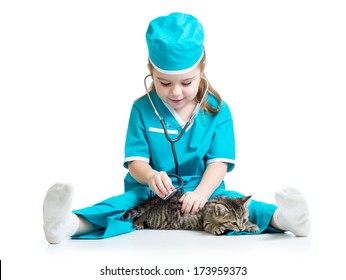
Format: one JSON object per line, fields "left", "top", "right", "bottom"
{"left": 123, "top": 91, "right": 235, "bottom": 191}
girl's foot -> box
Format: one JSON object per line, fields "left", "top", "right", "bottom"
{"left": 43, "top": 183, "right": 78, "bottom": 244}
{"left": 273, "top": 186, "right": 311, "bottom": 237}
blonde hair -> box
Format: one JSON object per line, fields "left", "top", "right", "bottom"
{"left": 147, "top": 51, "right": 222, "bottom": 114}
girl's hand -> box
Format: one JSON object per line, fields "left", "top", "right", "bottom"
{"left": 148, "top": 171, "right": 175, "bottom": 199}
{"left": 179, "top": 190, "right": 208, "bottom": 215}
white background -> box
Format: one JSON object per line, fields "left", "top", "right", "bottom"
{"left": 1, "top": 0, "right": 345, "bottom": 279}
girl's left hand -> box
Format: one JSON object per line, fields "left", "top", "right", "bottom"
{"left": 179, "top": 190, "right": 208, "bottom": 215}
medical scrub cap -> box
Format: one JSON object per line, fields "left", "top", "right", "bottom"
{"left": 146, "top": 12, "right": 204, "bottom": 75}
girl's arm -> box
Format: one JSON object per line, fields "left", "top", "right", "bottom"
{"left": 128, "top": 160, "right": 175, "bottom": 198}
{"left": 179, "top": 162, "right": 227, "bottom": 214}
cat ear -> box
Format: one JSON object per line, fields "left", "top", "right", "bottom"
{"left": 241, "top": 195, "right": 252, "bottom": 206}
{"left": 215, "top": 204, "right": 228, "bottom": 216}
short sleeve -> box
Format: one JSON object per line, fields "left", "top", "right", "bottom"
{"left": 205, "top": 102, "right": 236, "bottom": 172}
{"left": 123, "top": 104, "right": 150, "bottom": 169}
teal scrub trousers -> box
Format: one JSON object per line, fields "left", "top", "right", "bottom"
{"left": 71, "top": 186, "right": 282, "bottom": 239}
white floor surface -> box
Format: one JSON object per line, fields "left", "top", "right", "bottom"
{"left": 1, "top": 217, "right": 344, "bottom": 280}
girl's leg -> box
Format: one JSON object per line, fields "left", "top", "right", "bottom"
{"left": 43, "top": 182, "right": 149, "bottom": 243}
{"left": 75, "top": 214, "right": 100, "bottom": 236}
{"left": 271, "top": 186, "right": 311, "bottom": 237}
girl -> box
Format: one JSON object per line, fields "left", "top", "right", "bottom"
{"left": 43, "top": 12, "right": 311, "bottom": 244}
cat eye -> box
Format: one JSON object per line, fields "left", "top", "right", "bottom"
{"left": 231, "top": 222, "right": 237, "bottom": 226}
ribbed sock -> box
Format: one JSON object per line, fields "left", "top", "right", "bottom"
{"left": 273, "top": 186, "right": 311, "bottom": 237}
{"left": 43, "top": 183, "right": 79, "bottom": 244}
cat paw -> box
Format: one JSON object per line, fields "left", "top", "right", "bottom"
{"left": 212, "top": 226, "right": 226, "bottom": 235}
{"left": 134, "top": 223, "right": 144, "bottom": 230}
{"left": 246, "top": 224, "right": 260, "bottom": 232}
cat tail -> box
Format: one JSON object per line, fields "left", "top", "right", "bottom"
{"left": 122, "top": 202, "right": 153, "bottom": 220}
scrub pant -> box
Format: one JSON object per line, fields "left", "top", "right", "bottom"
{"left": 71, "top": 185, "right": 282, "bottom": 239}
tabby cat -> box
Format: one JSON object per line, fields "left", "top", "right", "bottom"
{"left": 122, "top": 192, "right": 259, "bottom": 235}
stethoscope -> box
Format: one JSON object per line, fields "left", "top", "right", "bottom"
{"left": 144, "top": 74, "right": 209, "bottom": 200}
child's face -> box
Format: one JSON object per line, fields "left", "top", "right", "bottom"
{"left": 152, "top": 67, "right": 202, "bottom": 111}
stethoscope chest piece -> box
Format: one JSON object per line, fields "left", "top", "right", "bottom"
{"left": 150, "top": 174, "right": 184, "bottom": 200}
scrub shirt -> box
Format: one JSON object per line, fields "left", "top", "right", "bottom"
{"left": 123, "top": 91, "right": 236, "bottom": 192}
{"left": 72, "top": 91, "right": 280, "bottom": 239}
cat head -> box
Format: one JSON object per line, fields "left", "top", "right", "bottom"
{"left": 211, "top": 196, "right": 252, "bottom": 232}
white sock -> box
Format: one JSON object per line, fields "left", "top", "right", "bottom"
{"left": 273, "top": 186, "right": 311, "bottom": 237}
{"left": 43, "top": 183, "right": 79, "bottom": 244}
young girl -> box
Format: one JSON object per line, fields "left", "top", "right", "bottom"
{"left": 43, "top": 12, "right": 311, "bottom": 243}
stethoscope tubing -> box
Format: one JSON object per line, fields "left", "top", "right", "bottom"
{"left": 144, "top": 74, "right": 209, "bottom": 199}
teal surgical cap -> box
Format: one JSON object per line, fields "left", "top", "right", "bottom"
{"left": 146, "top": 12, "right": 204, "bottom": 75}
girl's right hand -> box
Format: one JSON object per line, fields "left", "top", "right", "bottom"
{"left": 148, "top": 171, "right": 175, "bottom": 199}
